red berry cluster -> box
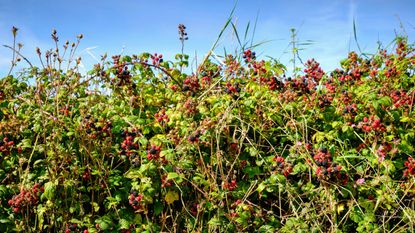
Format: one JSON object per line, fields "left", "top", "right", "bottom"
{"left": 396, "top": 40, "right": 410, "bottom": 57}
{"left": 390, "top": 90, "right": 411, "bottom": 108}
{"left": 250, "top": 60, "right": 267, "bottom": 77}
{"left": 183, "top": 98, "right": 198, "bottom": 115}
{"left": 242, "top": 49, "right": 256, "bottom": 62}
{"left": 182, "top": 76, "right": 200, "bottom": 92}
{"left": 224, "top": 178, "right": 237, "bottom": 191}
{"left": 161, "top": 174, "right": 172, "bottom": 188}
{"left": 201, "top": 75, "right": 212, "bottom": 88}
{"left": 360, "top": 116, "right": 385, "bottom": 133}
{"left": 314, "top": 148, "right": 347, "bottom": 184}
{"left": 267, "top": 76, "right": 283, "bottom": 91}
{"left": 314, "top": 148, "right": 332, "bottom": 167}
{"left": 224, "top": 82, "right": 241, "bottom": 94}
{"left": 0, "top": 90, "right": 5, "bottom": 100}
{"left": 154, "top": 109, "right": 169, "bottom": 123}
{"left": 294, "top": 77, "right": 316, "bottom": 94}
{"left": 83, "top": 115, "right": 112, "bottom": 138}
{"left": 147, "top": 145, "right": 161, "bottom": 160}
{"left": 128, "top": 190, "right": 144, "bottom": 210}
{"left": 112, "top": 56, "right": 132, "bottom": 87}
{"left": 258, "top": 76, "right": 284, "bottom": 91}
{"left": 342, "top": 104, "right": 357, "bottom": 117}
{"left": 223, "top": 55, "right": 241, "bottom": 77}
{"left": 325, "top": 80, "right": 336, "bottom": 93}
{"left": 0, "top": 137, "right": 14, "bottom": 154}
{"left": 8, "top": 183, "right": 43, "bottom": 213}
{"left": 272, "top": 156, "right": 292, "bottom": 177}
{"left": 340, "top": 90, "right": 352, "bottom": 104}
{"left": 376, "top": 143, "right": 393, "bottom": 162}
{"left": 403, "top": 157, "right": 415, "bottom": 180}
{"left": 120, "top": 129, "right": 140, "bottom": 155}
{"left": 318, "top": 93, "right": 333, "bottom": 108}
{"left": 150, "top": 53, "right": 163, "bottom": 66}
{"left": 304, "top": 59, "right": 324, "bottom": 82}
{"left": 385, "top": 67, "right": 400, "bottom": 78}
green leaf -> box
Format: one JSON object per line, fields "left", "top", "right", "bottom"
{"left": 43, "top": 181, "right": 56, "bottom": 200}
{"left": 119, "top": 219, "right": 131, "bottom": 230}
{"left": 167, "top": 172, "right": 179, "bottom": 180}
{"left": 208, "top": 217, "right": 222, "bottom": 226}
{"left": 95, "top": 215, "right": 113, "bottom": 230}
{"left": 164, "top": 190, "right": 179, "bottom": 205}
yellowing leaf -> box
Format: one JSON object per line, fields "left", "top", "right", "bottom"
{"left": 164, "top": 190, "right": 179, "bottom": 205}
{"left": 337, "top": 203, "right": 345, "bottom": 215}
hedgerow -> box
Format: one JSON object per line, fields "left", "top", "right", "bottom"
{"left": 1, "top": 25, "right": 415, "bottom": 233}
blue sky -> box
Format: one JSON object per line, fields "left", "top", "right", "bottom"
{"left": 1, "top": 0, "right": 415, "bottom": 76}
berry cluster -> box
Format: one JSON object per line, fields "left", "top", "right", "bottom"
{"left": 360, "top": 116, "right": 386, "bottom": 133}
{"left": 313, "top": 148, "right": 332, "bottom": 167}
{"left": 224, "top": 82, "right": 241, "bottom": 94}
{"left": 112, "top": 55, "right": 132, "bottom": 87}
{"left": 8, "top": 183, "right": 43, "bottom": 213}
{"left": 182, "top": 76, "right": 200, "bottom": 92}
{"left": 403, "top": 157, "right": 415, "bottom": 180}
{"left": 250, "top": 60, "right": 267, "bottom": 77}
{"left": 376, "top": 143, "right": 392, "bottom": 162}
{"left": 318, "top": 93, "right": 333, "bottom": 108}
{"left": 396, "top": 40, "right": 408, "bottom": 57}
{"left": 0, "top": 137, "right": 14, "bottom": 154}
{"left": 271, "top": 156, "right": 293, "bottom": 177}
{"left": 342, "top": 104, "right": 358, "bottom": 118}
{"left": 83, "top": 115, "right": 112, "bottom": 138}
{"left": 120, "top": 129, "right": 140, "bottom": 155}
{"left": 313, "top": 148, "right": 347, "bottom": 184}
{"left": 294, "top": 77, "right": 316, "bottom": 94}
{"left": 183, "top": 98, "right": 198, "bottom": 115}
{"left": 325, "top": 79, "right": 336, "bottom": 93}
{"left": 304, "top": 59, "right": 324, "bottom": 82}
{"left": 390, "top": 90, "right": 411, "bottom": 108}
{"left": 178, "top": 24, "right": 188, "bottom": 42}
{"left": 384, "top": 67, "right": 399, "bottom": 78}
{"left": 242, "top": 49, "right": 256, "bottom": 63}
{"left": 267, "top": 76, "right": 283, "bottom": 91}
{"left": 224, "top": 178, "right": 237, "bottom": 191}
{"left": 150, "top": 53, "right": 163, "bottom": 66}
{"left": 128, "top": 190, "right": 144, "bottom": 210}
{"left": 154, "top": 109, "right": 169, "bottom": 123}
{"left": 147, "top": 145, "right": 161, "bottom": 160}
